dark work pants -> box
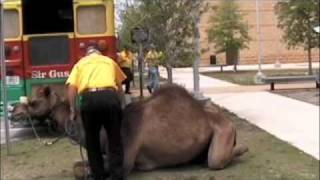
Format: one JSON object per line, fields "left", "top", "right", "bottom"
{"left": 121, "top": 67, "right": 133, "bottom": 93}
{"left": 81, "top": 90, "right": 124, "bottom": 180}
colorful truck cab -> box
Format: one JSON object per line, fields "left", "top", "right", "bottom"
{"left": 1, "top": 0, "right": 116, "bottom": 105}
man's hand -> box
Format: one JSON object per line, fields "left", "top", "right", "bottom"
{"left": 69, "top": 108, "right": 76, "bottom": 122}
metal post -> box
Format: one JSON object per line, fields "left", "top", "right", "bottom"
{"left": 138, "top": 43, "right": 144, "bottom": 98}
{"left": 0, "top": 0, "right": 11, "bottom": 154}
{"left": 192, "top": 3, "right": 209, "bottom": 102}
{"left": 254, "top": 0, "right": 265, "bottom": 83}
{"left": 131, "top": 57, "right": 135, "bottom": 87}
{"left": 193, "top": 14, "right": 200, "bottom": 94}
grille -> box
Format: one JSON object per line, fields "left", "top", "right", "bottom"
{"left": 29, "top": 35, "right": 70, "bottom": 66}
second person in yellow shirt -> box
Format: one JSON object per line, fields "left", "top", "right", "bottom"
{"left": 118, "top": 46, "right": 134, "bottom": 94}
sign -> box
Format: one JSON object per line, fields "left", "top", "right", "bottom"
{"left": 131, "top": 27, "right": 149, "bottom": 44}
{"left": 6, "top": 75, "right": 19, "bottom": 85}
{"left": 31, "top": 70, "right": 70, "bottom": 79}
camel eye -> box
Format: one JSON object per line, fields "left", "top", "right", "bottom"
{"left": 29, "top": 101, "right": 39, "bottom": 107}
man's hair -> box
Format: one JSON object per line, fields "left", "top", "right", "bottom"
{"left": 86, "top": 46, "right": 100, "bottom": 55}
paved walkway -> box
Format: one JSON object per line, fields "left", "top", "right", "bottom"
{"left": 0, "top": 121, "right": 40, "bottom": 144}
{"left": 159, "top": 63, "right": 319, "bottom": 160}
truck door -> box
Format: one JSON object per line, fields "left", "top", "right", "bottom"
{"left": 73, "top": 0, "right": 116, "bottom": 60}
{"left": 1, "top": 0, "right": 25, "bottom": 104}
{"left": 22, "top": 0, "right": 75, "bottom": 97}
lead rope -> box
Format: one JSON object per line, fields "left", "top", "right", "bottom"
{"left": 64, "top": 117, "right": 88, "bottom": 180}
{"left": 80, "top": 143, "right": 88, "bottom": 180}
{"left": 27, "top": 116, "right": 63, "bottom": 146}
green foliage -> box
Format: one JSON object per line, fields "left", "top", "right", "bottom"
{"left": 207, "top": 0, "right": 251, "bottom": 54}
{"left": 118, "top": 0, "right": 204, "bottom": 67}
{"left": 118, "top": 5, "right": 146, "bottom": 52}
{"left": 275, "top": 0, "right": 320, "bottom": 50}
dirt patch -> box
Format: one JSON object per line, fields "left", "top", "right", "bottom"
{"left": 272, "top": 88, "right": 319, "bottom": 106}
{"left": 1, "top": 104, "right": 319, "bottom": 180}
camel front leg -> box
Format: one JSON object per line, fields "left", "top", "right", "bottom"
{"left": 123, "top": 137, "right": 142, "bottom": 176}
{"left": 207, "top": 125, "right": 237, "bottom": 170}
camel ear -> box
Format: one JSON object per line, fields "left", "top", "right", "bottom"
{"left": 36, "top": 86, "right": 51, "bottom": 98}
{"left": 43, "top": 86, "right": 51, "bottom": 98}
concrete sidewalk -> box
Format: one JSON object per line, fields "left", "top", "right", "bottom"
{"left": 203, "top": 62, "right": 319, "bottom": 73}
{"left": 159, "top": 65, "right": 319, "bottom": 160}
{"left": 0, "top": 120, "right": 41, "bottom": 144}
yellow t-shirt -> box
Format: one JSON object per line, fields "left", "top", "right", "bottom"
{"left": 119, "top": 50, "right": 134, "bottom": 69}
{"left": 146, "top": 50, "right": 159, "bottom": 66}
{"left": 66, "top": 53, "right": 126, "bottom": 94}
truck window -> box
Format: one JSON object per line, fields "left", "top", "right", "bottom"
{"left": 4, "top": 10, "right": 20, "bottom": 38}
{"left": 77, "top": 5, "right": 106, "bottom": 35}
{"left": 23, "top": 0, "right": 74, "bottom": 34}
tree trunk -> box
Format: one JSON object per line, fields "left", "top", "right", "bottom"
{"left": 166, "top": 64, "right": 173, "bottom": 84}
{"left": 138, "top": 43, "right": 144, "bottom": 98}
{"left": 307, "top": 46, "right": 313, "bottom": 75}
{"left": 226, "top": 47, "right": 239, "bottom": 72}
{"left": 233, "top": 50, "right": 239, "bottom": 72}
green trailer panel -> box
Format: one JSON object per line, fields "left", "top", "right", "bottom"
{"left": 0, "top": 79, "right": 26, "bottom": 116}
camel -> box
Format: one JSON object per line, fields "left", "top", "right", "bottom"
{"left": 10, "top": 85, "right": 248, "bottom": 177}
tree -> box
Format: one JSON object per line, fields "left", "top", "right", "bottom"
{"left": 119, "top": 0, "right": 205, "bottom": 83}
{"left": 207, "top": 0, "right": 251, "bottom": 71}
{"left": 117, "top": 3, "right": 146, "bottom": 51}
{"left": 275, "top": 0, "right": 320, "bottom": 75}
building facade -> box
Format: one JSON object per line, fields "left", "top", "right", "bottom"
{"left": 200, "top": 0, "right": 319, "bottom": 66}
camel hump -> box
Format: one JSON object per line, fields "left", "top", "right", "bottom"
{"left": 152, "top": 84, "right": 191, "bottom": 98}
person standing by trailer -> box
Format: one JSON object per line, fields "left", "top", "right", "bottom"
{"left": 66, "top": 46, "right": 126, "bottom": 180}
{"left": 118, "top": 46, "right": 134, "bottom": 94}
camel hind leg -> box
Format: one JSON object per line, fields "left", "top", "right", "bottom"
{"left": 207, "top": 125, "right": 248, "bottom": 170}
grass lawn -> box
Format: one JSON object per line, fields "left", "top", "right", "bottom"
{"left": 1, "top": 104, "right": 319, "bottom": 180}
{"left": 202, "top": 69, "right": 319, "bottom": 85}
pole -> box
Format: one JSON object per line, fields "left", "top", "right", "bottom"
{"left": 131, "top": 58, "right": 135, "bottom": 87}
{"left": 192, "top": 2, "right": 209, "bottom": 102}
{"left": 254, "top": 0, "right": 265, "bottom": 83}
{"left": 193, "top": 14, "right": 200, "bottom": 94}
{"left": 256, "top": 0, "right": 262, "bottom": 73}
{"left": 0, "top": 0, "right": 11, "bottom": 154}
{"left": 138, "top": 43, "right": 144, "bottom": 98}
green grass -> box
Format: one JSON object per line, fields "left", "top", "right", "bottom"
{"left": 202, "top": 69, "right": 319, "bottom": 85}
{"left": 1, "top": 105, "right": 319, "bottom": 180}
{"left": 1, "top": 138, "right": 81, "bottom": 180}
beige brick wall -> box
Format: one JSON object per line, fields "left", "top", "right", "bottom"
{"left": 200, "top": 0, "right": 319, "bottom": 66}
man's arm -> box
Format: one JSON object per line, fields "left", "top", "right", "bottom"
{"left": 67, "top": 84, "right": 78, "bottom": 121}
{"left": 117, "top": 82, "right": 123, "bottom": 93}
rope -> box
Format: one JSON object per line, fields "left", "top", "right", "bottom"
{"left": 64, "top": 118, "right": 82, "bottom": 146}
{"left": 27, "top": 116, "right": 64, "bottom": 146}
{"left": 64, "top": 117, "right": 88, "bottom": 180}
{"left": 28, "top": 113, "right": 88, "bottom": 179}
{"left": 80, "top": 143, "right": 88, "bottom": 180}
{"left": 27, "top": 116, "right": 42, "bottom": 145}
{"left": 22, "top": 104, "right": 88, "bottom": 179}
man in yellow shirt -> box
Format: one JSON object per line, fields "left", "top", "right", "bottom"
{"left": 118, "top": 46, "right": 134, "bottom": 94}
{"left": 66, "top": 46, "right": 126, "bottom": 180}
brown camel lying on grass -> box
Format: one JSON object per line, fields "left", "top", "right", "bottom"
{"left": 11, "top": 84, "right": 248, "bottom": 176}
